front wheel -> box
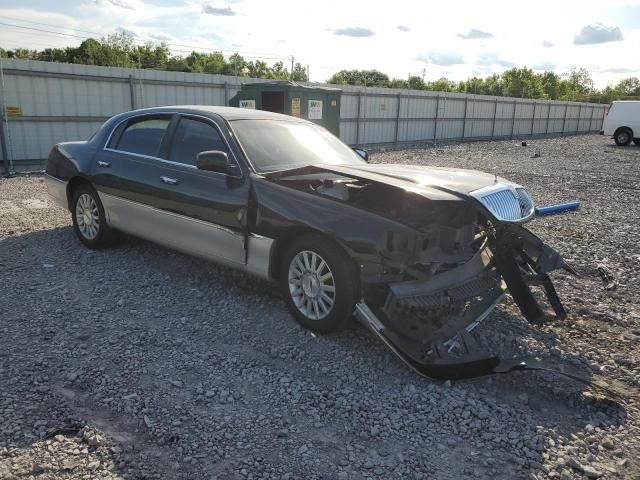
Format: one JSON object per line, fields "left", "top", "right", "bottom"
{"left": 614, "top": 128, "right": 632, "bottom": 146}
{"left": 71, "top": 184, "right": 118, "bottom": 249}
{"left": 280, "top": 234, "right": 359, "bottom": 334}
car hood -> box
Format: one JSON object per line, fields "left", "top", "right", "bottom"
{"left": 322, "top": 163, "right": 507, "bottom": 195}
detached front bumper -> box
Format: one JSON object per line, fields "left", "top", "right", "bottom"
{"left": 355, "top": 224, "right": 573, "bottom": 380}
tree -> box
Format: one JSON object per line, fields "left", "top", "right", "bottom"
{"left": 185, "top": 51, "right": 226, "bottom": 74}
{"left": 567, "top": 68, "right": 593, "bottom": 96}
{"left": 166, "top": 56, "right": 190, "bottom": 72}
{"left": 290, "top": 62, "right": 308, "bottom": 82}
{"left": 539, "top": 71, "right": 561, "bottom": 99}
{"left": 408, "top": 75, "right": 426, "bottom": 90}
{"left": 225, "top": 53, "right": 247, "bottom": 76}
{"left": 327, "top": 69, "right": 389, "bottom": 86}
{"left": 615, "top": 77, "right": 640, "bottom": 97}
{"left": 425, "top": 78, "right": 457, "bottom": 92}
{"left": 247, "top": 60, "right": 270, "bottom": 78}
{"left": 501, "top": 67, "right": 544, "bottom": 99}
{"left": 268, "top": 61, "right": 290, "bottom": 80}
{"left": 388, "top": 78, "right": 409, "bottom": 89}
{"left": 132, "top": 43, "right": 169, "bottom": 70}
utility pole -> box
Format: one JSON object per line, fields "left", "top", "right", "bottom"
{"left": 306, "top": 65, "right": 310, "bottom": 81}
{"left": 290, "top": 55, "right": 295, "bottom": 78}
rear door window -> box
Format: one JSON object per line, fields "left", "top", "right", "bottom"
{"left": 112, "top": 117, "right": 171, "bottom": 157}
{"left": 167, "top": 117, "right": 228, "bottom": 166}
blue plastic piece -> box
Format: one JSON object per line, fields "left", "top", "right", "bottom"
{"left": 535, "top": 201, "right": 580, "bottom": 217}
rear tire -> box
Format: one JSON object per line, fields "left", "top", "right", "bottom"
{"left": 614, "top": 128, "right": 632, "bottom": 146}
{"left": 279, "top": 234, "right": 359, "bottom": 334}
{"left": 71, "top": 184, "right": 118, "bottom": 249}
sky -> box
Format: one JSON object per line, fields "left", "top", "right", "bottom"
{"left": 0, "top": 0, "right": 639, "bottom": 88}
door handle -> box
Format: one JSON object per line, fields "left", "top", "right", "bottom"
{"left": 160, "top": 176, "right": 179, "bottom": 185}
{"left": 97, "top": 161, "right": 111, "bottom": 168}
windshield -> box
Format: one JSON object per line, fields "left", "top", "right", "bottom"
{"left": 230, "top": 119, "right": 366, "bottom": 173}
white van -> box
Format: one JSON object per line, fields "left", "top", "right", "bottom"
{"left": 602, "top": 101, "right": 640, "bottom": 146}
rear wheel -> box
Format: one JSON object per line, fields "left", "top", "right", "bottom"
{"left": 614, "top": 128, "right": 632, "bottom": 146}
{"left": 71, "top": 184, "right": 118, "bottom": 249}
{"left": 280, "top": 234, "right": 359, "bottom": 334}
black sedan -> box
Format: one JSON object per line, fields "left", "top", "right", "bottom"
{"left": 45, "top": 105, "right": 574, "bottom": 380}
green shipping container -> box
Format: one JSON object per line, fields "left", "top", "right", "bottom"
{"left": 229, "top": 81, "right": 342, "bottom": 137}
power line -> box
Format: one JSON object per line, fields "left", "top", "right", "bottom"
{"left": 0, "top": 22, "right": 89, "bottom": 40}
{"left": 0, "top": 15, "right": 105, "bottom": 37}
{"left": 0, "top": 17, "right": 291, "bottom": 61}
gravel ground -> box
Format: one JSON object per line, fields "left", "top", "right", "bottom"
{"left": 1, "top": 134, "right": 639, "bottom": 480}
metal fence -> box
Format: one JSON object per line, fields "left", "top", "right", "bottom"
{"left": 0, "top": 59, "right": 606, "bottom": 172}
{"left": 336, "top": 85, "right": 606, "bottom": 145}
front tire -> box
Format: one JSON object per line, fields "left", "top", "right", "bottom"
{"left": 280, "top": 234, "right": 359, "bottom": 334}
{"left": 614, "top": 128, "right": 632, "bottom": 146}
{"left": 71, "top": 184, "right": 117, "bottom": 249}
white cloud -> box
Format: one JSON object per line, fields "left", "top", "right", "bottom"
{"left": 457, "top": 28, "right": 493, "bottom": 39}
{"left": 417, "top": 51, "right": 465, "bottom": 66}
{"left": 574, "top": 23, "right": 623, "bottom": 45}
{"left": 334, "top": 27, "right": 375, "bottom": 37}
{"left": 202, "top": 5, "right": 236, "bottom": 16}
{"left": 532, "top": 61, "right": 555, "bottom": 71}
{"left": 476, "top": 52, "right": 514, "bottom": 68}
{"left": 0, "top": 0, "right": 637, "bottom": 89}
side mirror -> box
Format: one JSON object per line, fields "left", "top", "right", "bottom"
{"left": 196, "top": 150, "right": 237, "bottom": 175}
{"left": 353, "top": 148, "right": 369, "bottom": 162}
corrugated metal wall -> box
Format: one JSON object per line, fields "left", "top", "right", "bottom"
{"left": 337, "top": 87, "right": 606, "bottom": 145}
{"left": 0, "top": 59, "right": 607, "bottom": 172}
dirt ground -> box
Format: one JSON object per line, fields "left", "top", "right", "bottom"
{"left": 1, "top": 134, "right": 639, "bottom": 479}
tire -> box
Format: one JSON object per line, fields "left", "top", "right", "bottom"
{"left": 279, "top": 234, "right": 359, "bottom": 334}
{"left": 71, "top": 183, "right": 118, "bottom": 249}
{"left": 634, "top": 139, "right": 640, "bottom": 146}
{"left": 614, "top": 128, "right": 632, "bottom": 146}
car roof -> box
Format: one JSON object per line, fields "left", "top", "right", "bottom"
{"left": 124, "top": 105, "right": 306, "bottom": 122}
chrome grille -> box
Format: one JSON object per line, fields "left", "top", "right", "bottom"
{"left": 515, "top": 187, "right": 534, "bottom": 218}
{"left": 472, "top": 184, "right": 535, "bottom": 223}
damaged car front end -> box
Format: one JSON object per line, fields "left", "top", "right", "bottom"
{"left": 253, "top": 162, "right": 576, "bottom": 381}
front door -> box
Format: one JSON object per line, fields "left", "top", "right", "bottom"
{"left": 92, "top": 113, "right": 249, "bottom": 267}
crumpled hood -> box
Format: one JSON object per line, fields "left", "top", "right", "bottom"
{"left": 320, "top": 163, "right": 510, "bottom": 195}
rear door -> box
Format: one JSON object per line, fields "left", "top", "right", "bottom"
{"left": 93, "top": 113, "right": 250, "bottom": 267}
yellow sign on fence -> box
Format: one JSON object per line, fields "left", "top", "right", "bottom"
{"left": 5, "top": 106, "right": 22, "bottom": 117}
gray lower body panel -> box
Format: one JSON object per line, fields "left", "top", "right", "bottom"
{"left": 44, "top": 174, "right": 68, "bottom": 210}
{"left": 98, "top": 191, "right": 275, "bottom": 280}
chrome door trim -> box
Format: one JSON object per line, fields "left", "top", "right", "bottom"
{"left": 44, "top": 173, "right": 68, "bottom": 210}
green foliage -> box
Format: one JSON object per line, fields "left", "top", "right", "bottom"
{"left": 327, "top": 69, "right": 390, "bottom": 86}
{"left": 0, "top": 38, "right": 633, "bottom": 102}
{"left": 0, "top": 35, "right": 308, "bottom": 82}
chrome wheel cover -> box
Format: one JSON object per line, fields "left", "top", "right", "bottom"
{"left": 288, "top": 250, "right": 336, "bottom": 320}
{"left": 618, "top": 131, "right": 630, "bottom": 143}
{"left": 75, "top": 193, "right": 100, "bottom": 240}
